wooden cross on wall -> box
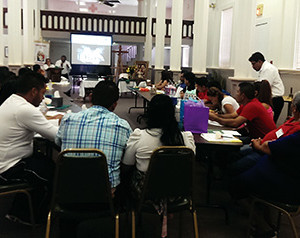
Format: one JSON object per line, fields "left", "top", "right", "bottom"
{"left": 112, "top": 45, "right": 129, "bottom": 79}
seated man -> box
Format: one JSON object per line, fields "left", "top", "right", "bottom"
{"left": 55, "top": 80, "right": 132, "bottom": 193}
{"left": 209, "top": 82, "right": 276, "bottom": 139}
{"left": 0, "top": 71, "right": 60, "bottom": 224}
{"left": 228, "top": 91, "right": 300, "bottom": 176}
{"left": 229, "top": 131, "right": 300, "bottom": 236}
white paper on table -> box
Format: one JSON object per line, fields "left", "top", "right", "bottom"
{"left": 46, "top": 111, "right": 65, "bottom": 117}
{"left": 48, "top": 119, "right": 60, "bottom": 127}
{"left": 156, "top": 90, "right": 165, "bottom": 94}
{"left": 221, "top": 130, "right": 241, "bottom": 136}
{"left": 201, "top": 133, "right": 241, "bottom": 143}
{"left": 208, "top": 120, "right": 223, "bottom": 127}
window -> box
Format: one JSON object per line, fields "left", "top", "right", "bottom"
{"left": 294, "top": 12, "right": 300, "bottom": 69}
{"left": 219, "top": 7, "right": 233, "bottom": 68}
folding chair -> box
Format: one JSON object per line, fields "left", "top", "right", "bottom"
{"left": 0, "top": 182, "right": 35, "bottom": 228}
{"left": 45, "top": 148, "right": 119, "bottom": 238}
{"left": 131, "top": 146, "right": 199, "bottom": 238}
{"left": 248, "top": 196, "right": 300, "bottom": 238}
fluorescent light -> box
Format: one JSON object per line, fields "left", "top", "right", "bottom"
{"left": 79, "top": 2, "right": 86, "bottom": 6}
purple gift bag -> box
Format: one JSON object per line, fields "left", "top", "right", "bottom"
{"left": 183, "top": 100, "right": 209, "bottom": 133}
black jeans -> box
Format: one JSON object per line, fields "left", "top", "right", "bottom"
{"left": 272, "top": 96, "right": 284, "bottom": 123}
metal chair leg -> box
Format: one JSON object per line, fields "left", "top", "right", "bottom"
{"left": 132, "top": 211, "right": 136, "bottom": 238}
{"left": 284, "top": 212, "right": 298, "bottom": 238}
{"left": 45, "top": 211, "right": 52, "bottom": 238}
{"left": 193, "top": 210, "right": 199, "bottom": 238}
{"left": 251, "top": 198, "right": 299, "bottom": 238}
{"left": 23, "top": 190, "right": 36, "bottom": 230}
{"left": 115, "top": 214, "right": 119, "bottom": 238}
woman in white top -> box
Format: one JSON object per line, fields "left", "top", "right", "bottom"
{"left": 122, "top": 94, "right": 195, "bottom": 197}
{"left": 182, "top": 71, "right": 197, "bottom": 100}
{"left": 43, "top": 58, "right": 55, "bottom": 71}
{"left": 207, "top": 87, "right": 240, "bottom": 114}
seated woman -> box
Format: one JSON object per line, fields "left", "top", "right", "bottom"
{"left": 122, "top": 94, "right": 195, "bottom": 198}
{"left": 207, "top": 86, "right": 239, "bottom": 114}
{"left": 155, "top": 70, "right": 174, "bottom": 90}
{"left": 43, "top": 58, "right": 55, "bottom": 71}
{"left": 254, "top": 80, "right": 273, "bottom": 120}
{"left": 182, "top": 71, "right": 197, "bottom": 99}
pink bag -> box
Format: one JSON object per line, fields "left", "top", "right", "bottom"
{"left": 183, "top": 100, "right": 209, "bottom": 133}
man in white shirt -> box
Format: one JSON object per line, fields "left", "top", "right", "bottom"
{"left": 249, "top": 52, "right": 285, "bottom": 123}
{"left": 0, "top": 71, "right": 60, "bottom": 224}
{"left": 55, "top": 55, "right": 72, "bottom": 96}
{"left": 55, "top": 55, "right": 72, "bottom": 79}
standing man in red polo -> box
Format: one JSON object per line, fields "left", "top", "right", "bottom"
{"left": 209, "top": 82, "right": 276, "bottom": 139}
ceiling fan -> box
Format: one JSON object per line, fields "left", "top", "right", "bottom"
{"left": 98, "top": 0, "right": 120, "bottom": 7}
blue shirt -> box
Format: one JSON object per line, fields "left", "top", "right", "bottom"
{"left": 55, "top": 106, "right": 132, "bottom": 187}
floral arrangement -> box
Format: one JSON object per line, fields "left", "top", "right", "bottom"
{"left": 126, "top": 65, "right": 137, "bottom": 75}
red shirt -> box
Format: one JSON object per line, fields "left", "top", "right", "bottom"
{"left": 262, "top": 117, "right": 300, "bottom": 143}
{"left": 236, "top": 98, "right": 276, "bottom": 138}
{"left": 197, "top": 89, "right": 210, "bottom": 101}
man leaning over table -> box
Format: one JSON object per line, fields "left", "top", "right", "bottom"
{"left": 55, "top": 80, "right": 132, "bottom": 196}
{"left": 0, "top": 71, "right": 62, "bottom": 225}
{"left": 209, "top": 82, "right": 276, "bottom": 140}
{"left": 248, "top": 52, "right": 285, "bottom": 123}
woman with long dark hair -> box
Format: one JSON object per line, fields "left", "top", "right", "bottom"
{"left": 207, "top": 87, "right": 239, "bottom": 114}
{"left": 155, "top": 70, "right": 174, "bottom": 90}
{"left": 254, "top": 80, "right": 273, "bottom": 120}
{"left": 122, "top": 94, "right": 195, "bottom": 197}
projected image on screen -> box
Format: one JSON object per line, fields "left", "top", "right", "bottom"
{"left": 71, "top": 34, "right": 112, "bottom": 65}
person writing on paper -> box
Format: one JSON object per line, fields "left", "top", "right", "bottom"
{"left": 0, "top": 71, "right": 61, "bottom": 224}
{"left": 229, "top": 91, "right": 300, "bottom": 175}
{"left": 155, "top": 70, "right": 174, "bottom": 90}
{"left": 207, "top": 87, "right": 239, "bottom": 114}
{"left": 43, "top": 58, "right": 55, "bottom": 71}
{"left": 209, "top": 82, "right": 276, "bottom": 139}
{"left": 122, "top": 94, "right": 195, "bottom": 198}
{"left": 56, "top": 80, "right": 132, "bottom": 195}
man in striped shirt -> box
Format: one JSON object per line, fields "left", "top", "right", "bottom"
{"left": 55, "top": 80, "right": 132, "bottom": 192}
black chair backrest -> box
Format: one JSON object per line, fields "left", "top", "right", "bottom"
{"left": 141, "top": 146, "right": 195, "bottom": 201}
{"left": 52, "top": 149, "right": 113, "bottom": 214}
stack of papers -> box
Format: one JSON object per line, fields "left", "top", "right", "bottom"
{"left": 208, "top": 120, "right": 223, "bottom": 127}
{"left": 201, "top": 131, "right": 242, "bottom": 143}
{"left": 46, "top": 111, "right": 66, "bottom": 117}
